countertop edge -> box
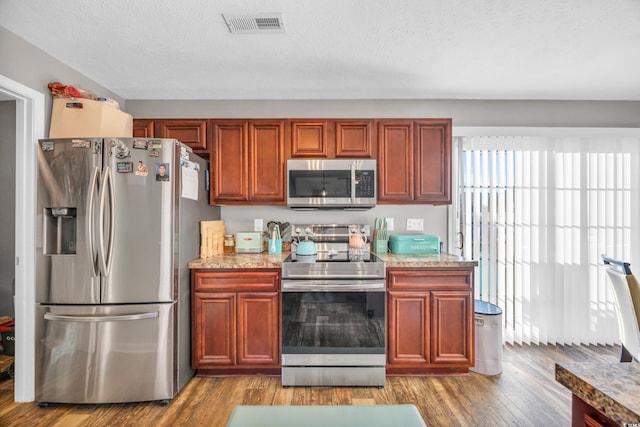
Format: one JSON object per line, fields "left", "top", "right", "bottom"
{"left": 188, "top": 252, "right": 478, "bottom": 270}
{"left": 555, "top": 362, "right": 640, "bottom": 425}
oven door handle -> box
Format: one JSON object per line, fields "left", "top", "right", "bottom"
{"left": 284, "top": 274, "right": 385, "bottom": 280}
{"left": 282, "top": 280, "right": 386, "bottom": 292}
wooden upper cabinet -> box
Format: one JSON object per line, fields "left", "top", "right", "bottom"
{"left": 290, "top": 120, "right": 374, "bottom": 158}
{"left": 155, "top": 119, "right": 208, "bottom": 153}
{"left": 414, "top": 120, "right": 452, "bottom": 204}
{"left": 290, "top": 120, "right": 329, "bottom": 158}
{"left": 211, "top": 121, "right": 249, "bottom": 203}
{"left": 377, "top": 119, "right": 452, "bottom": 204}
{"left": 132, "top": 119, "right": 154, "bottom": 138}
{"left": 249, "top": 121, "right": 286, "bottom": 203}
{"left": 377, "top": 120, "right": 415, "bottom": 202}
{"left": 210, "top": 120, "right": 286, "bottom": 205}
{"left": 335, "top": 120, "right": 374, "bottom": 158}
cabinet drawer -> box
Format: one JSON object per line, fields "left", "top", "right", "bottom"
{"left": 193, "top": 270, "right": 280, "bottom": 292}
{"left": 387, "top": 269, "right": 472, "bottom": 291}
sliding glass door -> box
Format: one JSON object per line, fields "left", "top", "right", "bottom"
{"left": 453, "top": 130, "right": 640, "bottom": 345}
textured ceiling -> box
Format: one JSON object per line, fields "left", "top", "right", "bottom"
{"left": 1, "top": 0, "right": 640, "bottom": 100}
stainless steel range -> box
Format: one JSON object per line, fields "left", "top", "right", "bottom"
{"left": 281, "top": 224, "right": 386, "bottom": 387}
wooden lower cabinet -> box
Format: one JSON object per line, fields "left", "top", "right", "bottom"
{"left": 572, "top": 395, "right": 618, "bottom": 427}
{"left": 191, "top": 270, "right": 280, "bottom": 376}
{"left": 387, "top": 269, "right": 474, "bottom": 375}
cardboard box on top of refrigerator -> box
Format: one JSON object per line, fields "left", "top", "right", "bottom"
{"left": 49, "top": 98, "right": 133, "bottom": 138}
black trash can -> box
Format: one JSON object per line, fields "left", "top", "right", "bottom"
{"left": 470, "top": 300, "right": 503, "bottom": 375}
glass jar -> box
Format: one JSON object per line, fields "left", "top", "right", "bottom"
{"left": 223, "top": 234, "right": 235, "bottom": 254}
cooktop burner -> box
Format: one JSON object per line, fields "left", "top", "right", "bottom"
{"left": 283, "top": 223, "right": 384, "bottom": 279}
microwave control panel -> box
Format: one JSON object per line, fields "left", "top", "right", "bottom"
{"left": 355, "top": 170, "right": 375, "bottom": 197}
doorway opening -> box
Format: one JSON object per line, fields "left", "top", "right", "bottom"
{"left": 0, "top": 74, "right": 45, "bottom": 402}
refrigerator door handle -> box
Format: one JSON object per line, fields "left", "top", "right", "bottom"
{"left": 86, "top": 166, "right": 100, "bottom": 277}
{"left": 44, "top": 311, "right": 159, "bottom": 322}
{"left": 98, "top": 166, "right": 116, "bottom": 277}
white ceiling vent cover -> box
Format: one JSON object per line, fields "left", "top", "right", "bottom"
{"left": 222, "top": 13, "right": 286, "bottom": 34}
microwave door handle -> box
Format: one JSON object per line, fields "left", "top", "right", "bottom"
{"left": 86, "top": 166, "right": 100, "bottom": 277}
{"left": 351, "top": 162, "right": 356, "bottom": 204}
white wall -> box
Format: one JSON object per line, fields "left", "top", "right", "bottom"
{"left": 0, "top": 27, "right": 125, "bottom": 131}
{"left": 221, "top": 204, "right": 448, "bottom": 248}
{"left": 126, "top": 99, "right": 640, "bottom": 127}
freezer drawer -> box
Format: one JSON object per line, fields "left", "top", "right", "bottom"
{"left": 35, "top": 303, "right": 174, "bottom": 404}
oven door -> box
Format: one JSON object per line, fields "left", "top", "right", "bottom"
{"left": 281, "top": 280, "right": 386, "bottom": 363}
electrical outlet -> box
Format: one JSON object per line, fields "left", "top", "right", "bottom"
{"left": 406, "top": 218, "right": 424, "bottom": 231}
{"left": 254, "top": 218, "right": 263, "bottom": 231}
{"left": 385, "top": 218, "right": 394, "bottom": 231}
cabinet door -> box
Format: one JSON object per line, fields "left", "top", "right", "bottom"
{"left": 249, "top": 121, "right": 286, "bottom": 203}
{"left": 430, "top": 290, "right": 473, "bottom": 366}
{"left": 192, "top": 292, "right": 236, "bottom": 367}
{"left": 155, "top": 119, "right": 208, "bottom": 153}
{"left": 387, "top": 291, "right": 430, "bottom": 365}
{"left": 377, "top": 121, "right": 414, "bottom": 202}
{"left": 132, "top": 119, "right": 154, "bottom": 138}
{"left": 335, "top": 120, "right": 374, "bottom": 158}
{"left": 414, "top": 119, "right": 452, "bottom": 204}
{"left": 290, "top": 120, "right": 329, "bottom": 158}
{"left": 237, "top": 292, "right": 279, "bottom": 365}
{"left": 211, "top": 121, "right": 249, "bottom": 203}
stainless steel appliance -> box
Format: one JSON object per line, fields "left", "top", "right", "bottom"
{"left": 34, "top": 137, "right": 216, "bottom": 405}
{"left": 281, "top": 224, "right": 386, "bottom": 387}
{"left": 286, "top": 159, "right": 376, "bottom": 209}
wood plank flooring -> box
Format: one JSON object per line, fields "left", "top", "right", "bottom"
{"left": 0, "top": 344, "right": 620, "bottom": 427}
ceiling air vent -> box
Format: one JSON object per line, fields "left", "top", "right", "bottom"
{"left": 222, "top": 13, "right": 286, "bottom": 34}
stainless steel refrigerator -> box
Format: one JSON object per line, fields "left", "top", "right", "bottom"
{"left": 34, "top": 137, "right": 218, "bottom": 405}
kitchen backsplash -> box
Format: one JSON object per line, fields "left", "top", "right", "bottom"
{"left": 220, "top": 204, "right": 450, "bottom": 251}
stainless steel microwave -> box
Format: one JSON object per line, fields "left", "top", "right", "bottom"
{"left": 287, "top": 159, "right": 377, "bottom": 209}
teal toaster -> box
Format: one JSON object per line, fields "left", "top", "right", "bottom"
{"left": 389, "top": 234, "right": 441, "bottom": 254}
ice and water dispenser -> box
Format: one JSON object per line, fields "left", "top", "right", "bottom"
{"left": 43, "top": 207, "right": 77, "bottom": 254}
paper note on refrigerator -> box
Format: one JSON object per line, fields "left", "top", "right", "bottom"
{"left": 181, "top": 163, "right": 199, "bottom": 200}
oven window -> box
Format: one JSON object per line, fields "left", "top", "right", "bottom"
{"left": 282, "top": 291, "right": 385, "bottom": 354}
{"left": 288, "top": 170, "right": 351, "bottom": 198}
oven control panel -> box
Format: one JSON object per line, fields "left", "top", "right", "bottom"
{"left": 291, "top": 224, "right": 371, "bottom": 239}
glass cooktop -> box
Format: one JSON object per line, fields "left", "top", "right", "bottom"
{"left": 285, "top": 251, "right": 381, "bottom": 263}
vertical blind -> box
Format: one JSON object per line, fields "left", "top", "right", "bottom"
{"left": 455, "top": 134, "right": 640, "bottom": 345}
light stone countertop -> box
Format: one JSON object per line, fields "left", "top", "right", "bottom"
{"left": 188, "top": 251, "right": 477, "bottom": 270}
{"left": 188, "top": 252, "right": 289, "bottom": 269}
{"left": 375, "top": 252, "right": 477, "bottom": 268}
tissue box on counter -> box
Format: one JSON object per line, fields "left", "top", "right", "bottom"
{"left": 389, "top": 234, "right": 441, "bottom": 254}
{"left": 49, "top": 98, "right": 133, "bottom": 138}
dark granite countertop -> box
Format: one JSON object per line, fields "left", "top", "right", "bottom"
{"left": 555, "top": 362, "right": 640, "bottom": 426}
